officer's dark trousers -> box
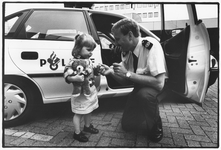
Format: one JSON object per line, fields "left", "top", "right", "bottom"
{"left": 121, "top": 85, "right": 160, "bottom": 132}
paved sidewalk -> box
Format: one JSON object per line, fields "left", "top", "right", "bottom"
{"left": 3, "top": 80, "right": 218, "bottom": 148}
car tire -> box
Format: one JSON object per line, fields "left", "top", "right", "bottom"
{"left": 4, "top": 77, "right": 41, "bottom": 127}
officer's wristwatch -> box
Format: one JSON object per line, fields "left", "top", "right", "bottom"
{"left": 125, "top": 72, "right": 132, "bottom": 78}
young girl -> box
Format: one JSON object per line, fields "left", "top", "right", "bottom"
{"left": 64, "top": 33, "right": 100, "bottom": 142}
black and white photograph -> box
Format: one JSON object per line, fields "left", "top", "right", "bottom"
{"left": 3, "top": 0, "right": 219, "bottom": 148}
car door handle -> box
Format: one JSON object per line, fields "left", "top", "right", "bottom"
{"left": 21, "top": 52, "right": 38, "bottom": 60}
{"left": 188, "top": 58, "right": 197, "bottom": 63}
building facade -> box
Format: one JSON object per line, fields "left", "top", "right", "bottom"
{"left": 92, "top": 3, "right": 161, "bottom": 23}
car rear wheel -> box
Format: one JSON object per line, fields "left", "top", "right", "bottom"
{"left": 4, "top": 78, "right": 40, "bottom": 127}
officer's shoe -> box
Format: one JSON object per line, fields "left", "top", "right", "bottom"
{"left": 149, "top": 117, "right": 163, "bottom": 143}
{"left": 83, "top": 124, "right": 99, "bottom": 134}
{"left": 73, "top": 132, "right": 88, "bottom": 142}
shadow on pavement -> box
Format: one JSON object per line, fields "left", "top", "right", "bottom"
{"left": 31, "top": 91, "right": 195, "bottom": 126}
{"left": 32, "top": 96, "right": 128, "bottom": 121}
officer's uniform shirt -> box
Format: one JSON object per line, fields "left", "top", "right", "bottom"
{"left": 121, "top": 37, "right": 168, "bottom": 78}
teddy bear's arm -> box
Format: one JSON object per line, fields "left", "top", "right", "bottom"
{"left": 64, "top": 65, "right": 85, "bottom": 83}
{"left": 66, "top": 75, "right": 84, "bottom": 83}
{"left": 64, "top": 66, "right": 73, "bottom": 84}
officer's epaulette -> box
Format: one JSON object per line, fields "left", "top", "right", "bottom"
{"left": 142, "top": 40, "right": 153, "bottom": 50}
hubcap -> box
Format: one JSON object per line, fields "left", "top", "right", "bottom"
{"left": 4, "top": 83, "right": 27, "bottom": 121}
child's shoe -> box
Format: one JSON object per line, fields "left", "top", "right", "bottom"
{"left": 73, "top": 132, "right": 88, "bottom": 142}
{"left": 83, "top": 124, "right": 99, "bottom": 134}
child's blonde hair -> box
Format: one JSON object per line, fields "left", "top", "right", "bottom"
{"left": 72, "top": 33, "right": 97, "bottom": 58}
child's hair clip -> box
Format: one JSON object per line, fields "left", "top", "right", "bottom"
{"left": 75, "top": 32, "right": 85, "bottom": 40}
{"left": 75, "top": 34, "right": 80, "bottom": 40}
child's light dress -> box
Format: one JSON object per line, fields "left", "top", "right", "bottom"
{"left": 71, "top": 85, "right": 98, "bottom": 114}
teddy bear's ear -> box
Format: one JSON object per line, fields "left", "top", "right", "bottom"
{"left": 79, "top": 59, "right": 87, "bottom": 67}
{"left": 72, "top": 59, "right": 79, "bottom": 69}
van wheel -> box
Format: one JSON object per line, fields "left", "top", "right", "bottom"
{"left": 4, "top": 79, "right": 37, "bottom": 127}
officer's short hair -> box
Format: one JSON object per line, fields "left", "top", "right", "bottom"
{"left": 111, "top": 18, "right": 140, "bottom": 37}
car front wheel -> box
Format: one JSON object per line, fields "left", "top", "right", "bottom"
{"left": 4, "top": 78, "right": 40, "bottom": 127}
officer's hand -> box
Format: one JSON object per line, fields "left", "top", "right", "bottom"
{"left": 113, "top": 63, "right": 127, "bottom": 77}
{"left": 100, "top": 64, "right": 114, "bottom": 76}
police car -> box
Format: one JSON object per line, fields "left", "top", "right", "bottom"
{"left": 4, "top": 3, "right": 218, "bottom": 127}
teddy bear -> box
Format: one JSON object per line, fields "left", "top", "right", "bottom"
{"left": 67, "top": 59, "right": 94, "bottom": 97}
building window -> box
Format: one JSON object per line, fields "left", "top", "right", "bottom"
{"left": 126, "top": 4, "right": 130, "bottom": 9}
{"left": 148, "top": 4, "right": 153, "bottom": 7}
{"left": 143, "top": 13, "right": 147, "bottom": 18}
{"left": 138, "top": 13, "right": 142, "bottom": 17}
{"left": 148, "top": 12, "right": 153, "bottom": 18}
{"left": 137, "top": 4, "right": 142, "bottom": 8}
{"left": 120, "top": 4, "right": 124, "bottom": 9}
{"left": 143, "top": 4, "right": 147, "bottom": 8}
{"left": 105, "top": 6, "right": 108, "bottom": 11}
{"left": 115, "top": 5, "right": 119, "bottom": 10}
{"left": 154, "top": 12, "right": 159, "bottom": 17}
{"left": 154, "top": 4, "right": 159, "bottom": 8}
{"left": 110, "top": 5, "right": 113, "bottom": 10}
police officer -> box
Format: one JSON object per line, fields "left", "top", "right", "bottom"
{"left": 101, "top": 18, "right": 167, "bottom": 142}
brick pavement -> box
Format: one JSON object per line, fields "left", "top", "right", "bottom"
{"left": 3, "top": 80, "right": 218, "bottom": 148}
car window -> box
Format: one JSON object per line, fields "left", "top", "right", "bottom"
{"left": 195, "top": 4, "right": 218, "bottom": 62}
{"left": 5, "top": 11, "right": 29, "bottom": 37}
{"left": 5, "top": 16, "right": 18, "bottom": 36}
{"left": 195, "top": 4, "right": 218, "bottom": 28}
{"left": 99, "top": 36, "right": 112, "bottom": 49}
{"left": 17, "top": 10, "right": 89, "bottom": 41}
{"left": 164, "top": 4, "right": 189, "bottom": 37}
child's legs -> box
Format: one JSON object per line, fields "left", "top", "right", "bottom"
{"left": 73, "top": 114, "right": 82, "bottom": 134}
{"left": 84, "top": 113, "right": 91, "bottom": 127}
